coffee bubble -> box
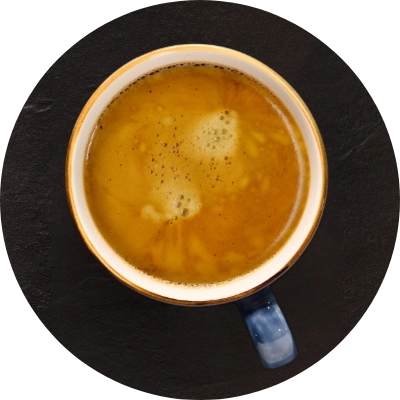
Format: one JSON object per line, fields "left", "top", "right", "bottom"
{"left": 187, "top": 110, "right": 239, "bottom": 161}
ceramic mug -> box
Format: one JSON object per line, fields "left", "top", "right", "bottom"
{"left": 66, "top": 45, "right": 327, "bottom": 369}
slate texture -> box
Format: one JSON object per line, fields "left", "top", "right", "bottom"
{"left": 1, "top": 1, "right": 398, "bottom": 398}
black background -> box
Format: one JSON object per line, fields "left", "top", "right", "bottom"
{"left": 0, "top": 2, "right": 399, "bottom": 393}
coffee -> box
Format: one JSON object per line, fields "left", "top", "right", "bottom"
{"left": 83, "top": 64, "right": 310, "bottom": 285}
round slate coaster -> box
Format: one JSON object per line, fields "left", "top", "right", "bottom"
{"left": 1, "top": 1, "right": 399, "bottom": 399}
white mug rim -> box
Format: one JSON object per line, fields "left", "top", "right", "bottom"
{"left": 66, "top": 44, "right": 328, "bottom": 305}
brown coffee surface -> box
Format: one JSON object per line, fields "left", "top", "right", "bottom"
{"left": 84, "top": 65, "right": 310, "bottom": 284}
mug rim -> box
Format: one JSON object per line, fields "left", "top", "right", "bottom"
{"left": 65, "top": 44, "right": 328, "bottom": 306}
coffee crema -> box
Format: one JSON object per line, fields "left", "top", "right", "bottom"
{"left": 84, "top": 64, "right": 310, "bottom": 285}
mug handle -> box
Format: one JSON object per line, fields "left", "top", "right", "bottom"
{"left": 236, "top": 285, "right": 297, "bottom": 369}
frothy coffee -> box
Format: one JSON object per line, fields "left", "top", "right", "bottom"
{"left": 84, "top": 64, "right": 310, "bottom": 284}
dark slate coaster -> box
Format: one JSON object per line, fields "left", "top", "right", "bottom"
{"left": 1, "top": 1, "right": 398, "bottom": 398}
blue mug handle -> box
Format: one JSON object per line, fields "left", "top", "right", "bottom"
{"left": 237, "top": 285, "right": 297, "bottom": 369}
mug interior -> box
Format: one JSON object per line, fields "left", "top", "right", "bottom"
{"left": 66, "top": 45, "right": 327, "bottom": 305}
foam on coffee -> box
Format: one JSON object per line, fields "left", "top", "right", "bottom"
{"left": 84, "top": 63, "right": 310, "bottom": 285}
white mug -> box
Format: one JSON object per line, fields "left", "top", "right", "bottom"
{"left": 66, "top": 45, "right": 327, "bottom": 368}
